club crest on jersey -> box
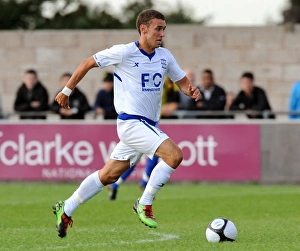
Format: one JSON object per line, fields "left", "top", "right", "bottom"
{"left": 161, "top": 59, "right": 167, "bottom": 69}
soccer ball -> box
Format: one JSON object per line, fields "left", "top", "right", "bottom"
{"left": 205, "top": 218, "right": 237, "bottom": 243}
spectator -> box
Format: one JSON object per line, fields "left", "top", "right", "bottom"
{"left": 289, "top": 80, "right": 300, "bottom": 119}
{"left": 93, "top": 72, "right": 118, "bottom": 119}
{"left": 51, "top": 73, "right": 91, "bottom": 119}
{"left": 179, "top": 69, "right": 194, "bottom": 110}
{"left": 161, "top": 76, "right": 181, "bottom": 119}
{"left": 230, "top": 72, "right": 274, "bottom": 119}
{"left": 187, "top": 69, "right": 226, "bottom": 119}
{"left": 14, "top": 69, "right": 49, "bottom": 119}
{"left": 225, "top": 92, "right": 235, "bottom": 111}
{"left": 224, "top": 91, "right": 235, "bottom": 119}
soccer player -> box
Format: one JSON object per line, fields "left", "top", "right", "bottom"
{"left": 107, "top": 76, "right": 178, "bottom": 200}
{"left": 52, "top": 9, "right": 201, "bottom": 238}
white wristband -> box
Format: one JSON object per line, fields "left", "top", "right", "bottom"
{"left": 61, "top": 86, "right": 72, "bottom": 96}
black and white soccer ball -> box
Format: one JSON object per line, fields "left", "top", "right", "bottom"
{"left": 205, "top": 218, "right": 237, "bottom": 243}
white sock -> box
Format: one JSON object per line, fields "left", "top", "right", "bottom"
{"left": 139, "top": 161, "right": 175, "bottom": 205}
{"left": 116, "top": 177, "right": 124, "bottom": 186}
{"left": 142, "top": 172, "right": 150, "bottom": 183}
{"left": 64, "top": 171, "right": 104, "bottom": 216}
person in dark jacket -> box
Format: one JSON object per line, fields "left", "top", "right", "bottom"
{"left": 93, "top": 72, "right": 118, "bottom": 119}
{"left": 230, "top": 72, "right": 274, "bottom": 119}
{"left": 187, "top": 69, "right": 226, "bottom": 119}
{"left": 51, "top": 73, "right": 91, "bottom": 119}
{"left": 14, "top": 69, "right": 49, "bottom": 119}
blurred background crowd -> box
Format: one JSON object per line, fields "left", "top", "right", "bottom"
{"left": 5, "top": 68, "right": 282, "bottom": 120}
{"left": 1, "top": 0, "right": 300, "bottom": 121}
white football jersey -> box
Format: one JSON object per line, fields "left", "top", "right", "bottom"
{"left": 93, "top": 41, "right": 185, "bottom": 122}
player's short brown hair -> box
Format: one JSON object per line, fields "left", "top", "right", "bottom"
{"left": 136, "top": 9, "right": 165, "bottom": 35}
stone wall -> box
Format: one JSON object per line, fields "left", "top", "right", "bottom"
{"left": 1, "top": 25, "right": 300, "bottom": 113}
{"left": 260, "top": 122, "right": 300, "bottom": 184}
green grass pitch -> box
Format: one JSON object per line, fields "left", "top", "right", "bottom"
{"left": 1, "top": 182, "right": 300, "bottom": 250}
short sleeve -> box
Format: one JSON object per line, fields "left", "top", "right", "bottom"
{"left": 165, "top": 49, "right": 185, "bottom": 83}
{"left": 93, "top": 44, "right": 125, "bottom": 68}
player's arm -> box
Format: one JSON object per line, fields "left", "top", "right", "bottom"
{"left": 175, "top": 76, "right": 201, "bottom": 101}
{"left": 55, "top": 56, "right": 98, "bottom": 109}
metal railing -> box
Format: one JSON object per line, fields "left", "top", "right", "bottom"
{"left": 172, "top": 110, "right": 277, "bottom": 119}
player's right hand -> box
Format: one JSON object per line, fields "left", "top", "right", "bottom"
{"left": 188, "top": 84, "right": 201, "bottom": 101}
{"left": 55, "top": 92, "right": 70, "bottom": 109}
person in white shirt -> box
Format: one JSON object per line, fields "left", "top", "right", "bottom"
{"left": 179, "top": 69, "right": 195, "bottom": 110}
{"left": 187, "top": 69, "right": 226, "bottom": 119}
{"left": 52, "top": 9, "right": 200, "bottom": 238}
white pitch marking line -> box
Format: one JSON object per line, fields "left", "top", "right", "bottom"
{"left": 24, "top": 231, "right": 180, "bottom": 250}
{"left": 119, "top": 231, "right": 179, "bottom": 244}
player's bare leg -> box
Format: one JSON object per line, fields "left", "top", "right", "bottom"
{"left": 154, "top": 138, "right": 183, "bottom": 168}
{"left": 133, "top": 138, "right": 183, "bottom": 228}
{"left": 99, "top": 159, "right": 131, "bottom": 185}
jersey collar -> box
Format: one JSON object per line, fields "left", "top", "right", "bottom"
{"left": 135, "top": 41, "right": 155, "bottom": 60}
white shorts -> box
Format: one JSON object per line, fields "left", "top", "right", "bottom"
{"left": 110, "top": 117, "right": 169, "bottom": 166}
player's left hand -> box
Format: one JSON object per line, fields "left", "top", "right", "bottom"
{"left": 55, "top": 92, "right": 70, "bottom": 109}
{"left": 188, "top": 84, "right": 201, "bottom": 101}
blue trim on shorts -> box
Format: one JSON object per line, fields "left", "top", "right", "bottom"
{"left": 118, "top": 113, "right": 157, "bottom": 127}
{"left": 141, "top": 119, "right": 159, "bottom": 136}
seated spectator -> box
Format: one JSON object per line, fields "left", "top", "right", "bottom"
{"left": 93, "top": 72, "right": 117, "bottom": 119}
{"left": 161, "top": 76, "right": 180, "bottom": 119}
{"left": 225, "top": 92, "right": 235, "bottom": 111}
{"left": 289, "top": 80, "right": 300, "bottom": 119}
{"left": 187, "top": 69, "right": 226, "bottom": 119}
{"left": 14, "top": 69, "right": 49, "bottom": 119}
{"left": 230, "top": 72, "right": 274, "bottom": 119}
{"left": 224, "top": 92, "right": 235, "bottom": 119}
{"left": 51, "top": 73, "right": 91, "bottom": 119}
{"left": 178, "top": 69, "right": 194, "bottom": 110}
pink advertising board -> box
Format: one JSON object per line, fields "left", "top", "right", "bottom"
{"left": 0, "top": 123, "right": 260, "bottom": 181}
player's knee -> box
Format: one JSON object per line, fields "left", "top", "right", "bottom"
{"left": 175, "top": 148, "right": 184, "bottom": 166}
{"left": 169, "top": 147, "right": 183, "bottom": 168}
{"left": 99, "top": 170, "right": 119, "bottom": 185}
{"left": 108, "top": 176, "right": 119, "bottom": 184}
